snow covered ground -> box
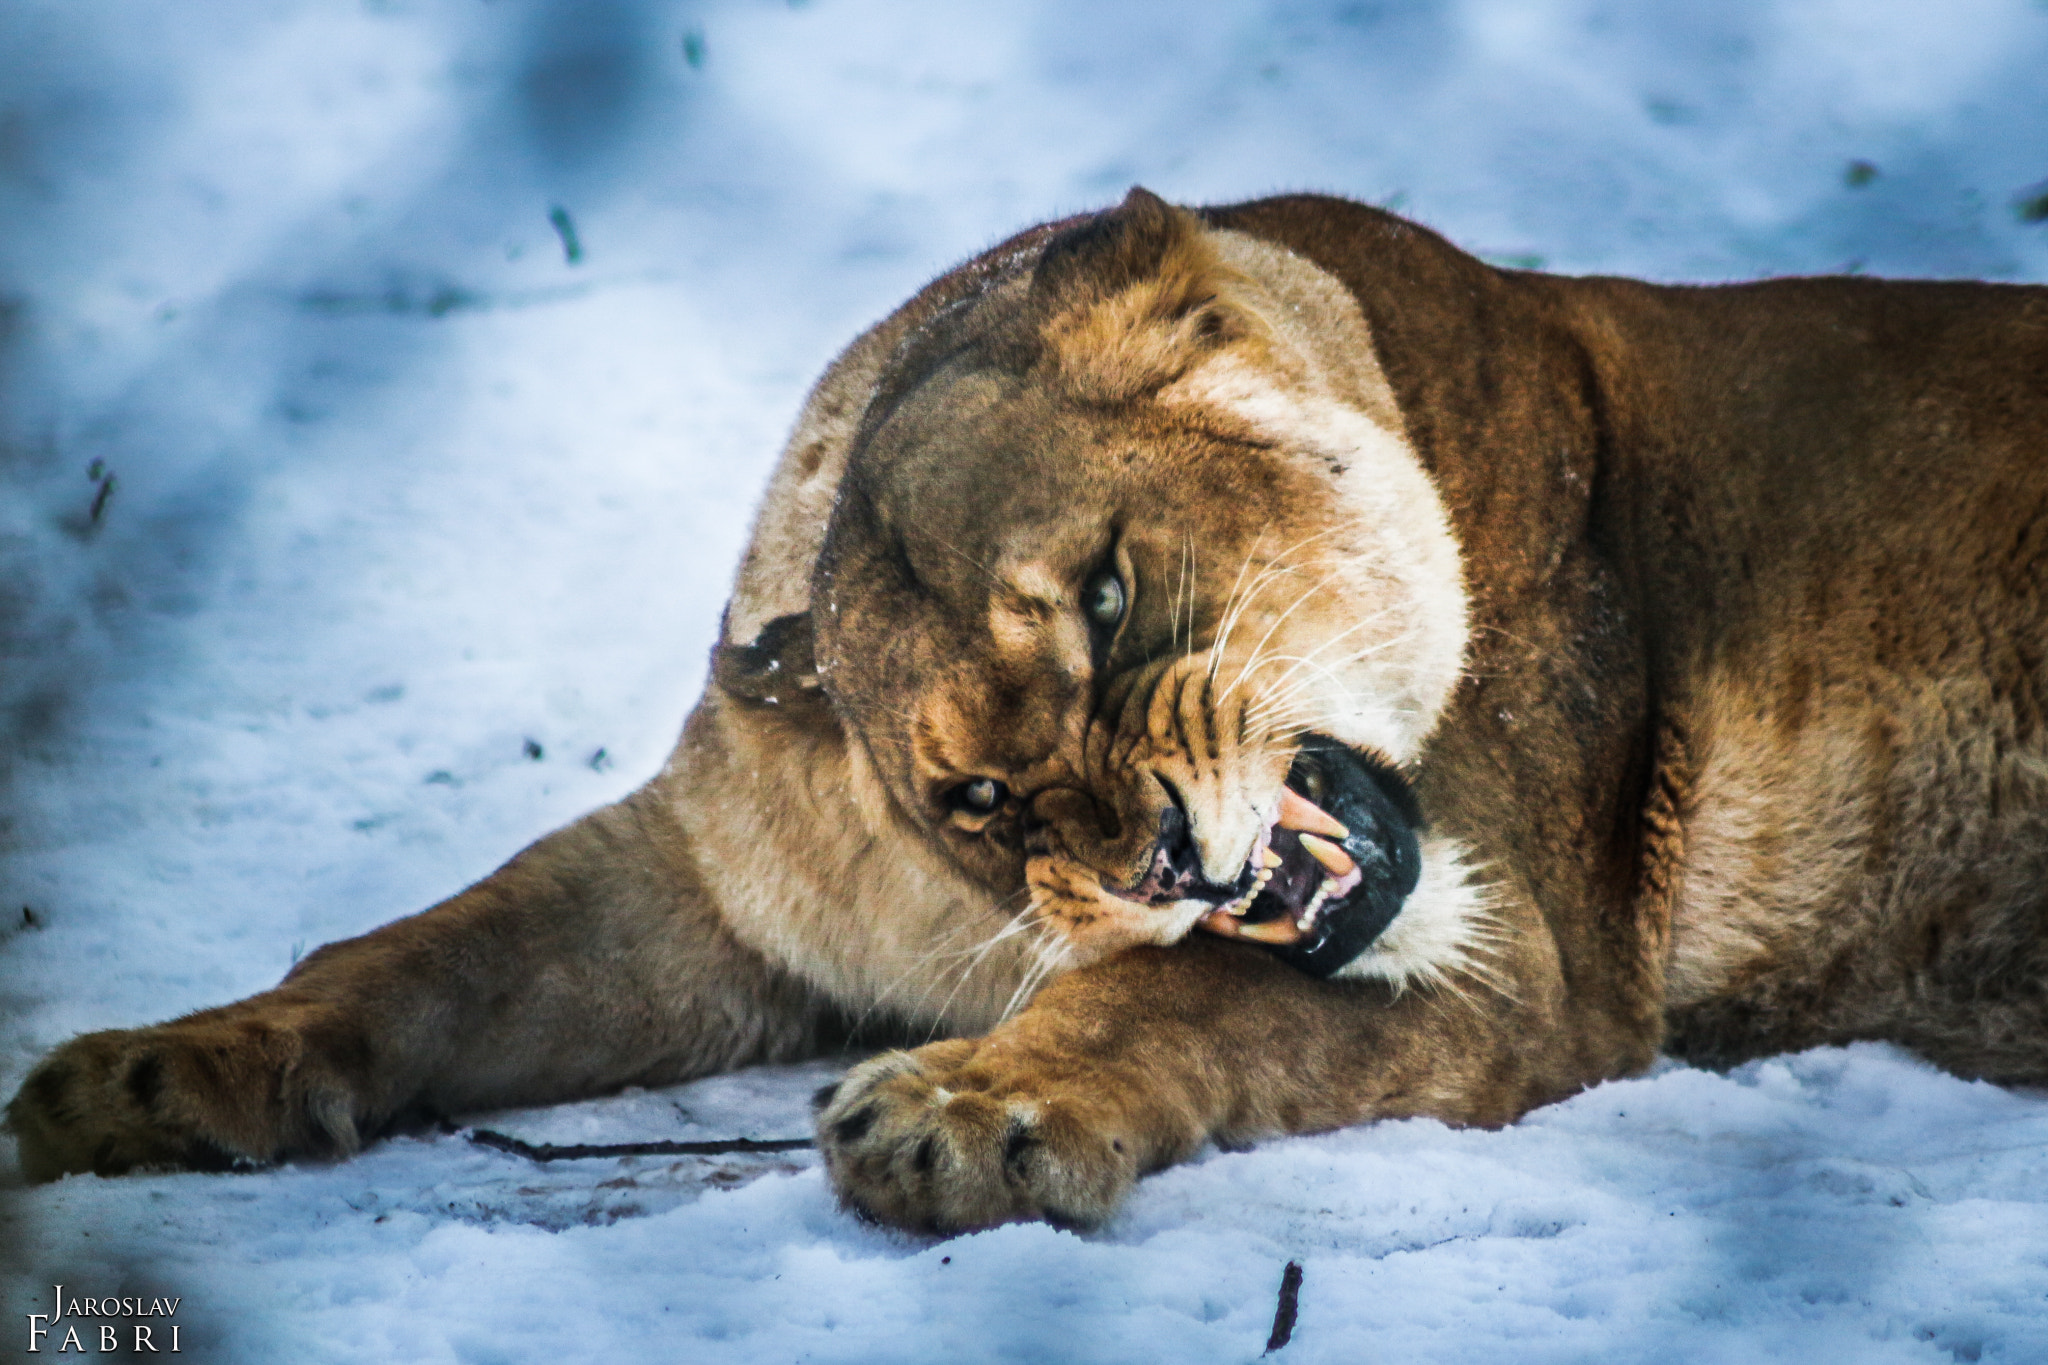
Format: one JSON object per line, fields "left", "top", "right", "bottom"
{"left": 5, "top": 0, "right": 2048, "bottom": 1359}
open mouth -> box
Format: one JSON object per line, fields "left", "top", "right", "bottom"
{"left": 1193, "top": 738, "right": 1423, "bottom": 978}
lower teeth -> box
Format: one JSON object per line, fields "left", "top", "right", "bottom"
{"left": 1297, "top": 883, "right": 1332, "bottom": 930}
{"left": 1219, "top": 868, "right": 1337, "bottom": 927}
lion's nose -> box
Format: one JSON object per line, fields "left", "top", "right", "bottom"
{"left": 1150, "top": 804, "right": 1203, "bottom": 892}
{"left": 1120, "top": 796, "right": 1210, "bottom": 905}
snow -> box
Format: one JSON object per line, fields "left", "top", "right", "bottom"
{"left": 5, "top": 0, "right": 2048, "bottom": 1359}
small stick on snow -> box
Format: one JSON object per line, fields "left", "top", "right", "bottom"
{"left": 1264, "top": 1261, "right": 1304, "bottom": 1354}
{"left": 467, "top": 1128, "right": 814, "bottom": 1162}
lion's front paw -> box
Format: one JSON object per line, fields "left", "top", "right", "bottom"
{"left": 7, "top": 1011, "right": 370, "bottom": 1183}
{"left": 814, "top": 1040, "right": 1140, "bottom": 1235}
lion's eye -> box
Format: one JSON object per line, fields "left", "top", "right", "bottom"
{"left": 1082, "top": 571, "right": 1125, "bottom": 630}
{"left": 948, "top": 778, "right": 1007, "bottom": 816}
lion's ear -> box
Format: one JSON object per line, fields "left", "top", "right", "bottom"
{"left": 712, "top": 611, "right": 825, "bottom": 708}
{"left": 1031, "top": 187, "right": 1188, "bottom": 307}
{"left": 1031, "top": 186, "right": 1263, "bottom": 403}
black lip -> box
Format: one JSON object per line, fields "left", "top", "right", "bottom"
{"left": 1245, "top": 736, "right": 1423, "bottom": 979}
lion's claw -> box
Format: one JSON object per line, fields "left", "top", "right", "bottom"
{"left": 815, "top": 1042, "right": 1138, "bottom": 1235}
{"left": 7, "top": 1014, "right": 368, "bottom": 1183}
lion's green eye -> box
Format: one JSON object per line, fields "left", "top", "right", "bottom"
{"left": 950, "top": 778, "right": 1007, "bottom": 815}
{"left": 1083, "top": 571, "right": 1125, "bottom": 629}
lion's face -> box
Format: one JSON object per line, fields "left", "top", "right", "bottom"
{"left": 813, "top": 193, "right": 1470, "bottom": 972}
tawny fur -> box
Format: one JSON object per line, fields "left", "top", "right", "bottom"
{"left": 10, "top": 191, "right": 2046, "bottom": 1243}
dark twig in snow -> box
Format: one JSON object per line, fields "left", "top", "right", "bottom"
{"left": 548, "top": 206, "right": 584, "bottom": 264}
{"left": 1264, "top": 1261, "right": 1303, "bottom": 1354}
{"left": 87, "top": 462, "right": 116, "bottom": 523}
{"left": 468, "top": 1128, "right": 814, "bottom": 1162}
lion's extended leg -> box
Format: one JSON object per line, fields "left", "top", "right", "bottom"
{"left": 816, "top": 932, "right": 1628, "bottom": 1233}
{"left": 7, "top": 781, "right": 829, "bottom": 1183}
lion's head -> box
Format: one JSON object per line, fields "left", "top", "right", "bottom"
{"left": 804, "top": 190, "right": 1471, "bottom": 976}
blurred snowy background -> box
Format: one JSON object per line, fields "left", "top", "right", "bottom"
{"left": 4, "top": 1, "right": 2048, "bottom": 1360}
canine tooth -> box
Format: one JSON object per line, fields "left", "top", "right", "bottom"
{"left": 1234, "top": 918, "right": 1304, "bottom": 945}
{"left": 1198, "top": 909, "right": 1245, "bottom": 937}
{"left": 1297, "top": 833, "right": 1356, "bottom": 878}
{"left": 1261, "top": 848, "right": 1284, "bottom": 870}
{"left": 1278, "top": 788, "right": 1349, "bottom": 841}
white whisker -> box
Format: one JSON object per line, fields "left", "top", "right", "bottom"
{"left": 1222, "top": 569, "right": 1347, "bottom": 701}
{"left": 1206, "top": 526, "right": 1347, "bottom": 686}
{"left": 855, "top": 889, "right": 1039, "bottom": 1038}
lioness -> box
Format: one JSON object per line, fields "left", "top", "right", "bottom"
{"left": 11, "top": 190, "right": 2047, "bottom": 1234}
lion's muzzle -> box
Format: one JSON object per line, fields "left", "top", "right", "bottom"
{"left": 1189, "top": 739, "right": 1423, "bottom": 978}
